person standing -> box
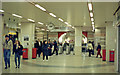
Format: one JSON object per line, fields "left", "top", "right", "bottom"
{"left": 42, "top": 40, "right": 49, "bottom": 61}
{"left": 92, "top": 41, "right": 94, "bottom": 55}
{"left": 48, "top": 40, "right": 52, "bottom": 56}
{"left": 87, "top": 41, "right": 93, "bottom": 57}
{"left": 96, "top": 43, "right": 102, "bottom": 58}
{"left": 3, "top": 35, "right": 13, "bottom": 69}
{"left": 37, "top": 39, "right": 42, "bottom": 57}
{"left": 14, "top": 40, "right": 23, "bottom": 68}
{"left": 52, "top": 40, "right": 58, "bottom": 55}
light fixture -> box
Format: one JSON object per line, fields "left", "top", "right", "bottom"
{"left": 12, "top": 14, "right": 22, "bottom": 18}
{"left": 64, "top": 22, "right": 69, "bottom": 25}
{"left": 46, "top": 25, "right": 48, "bottom": 26}
{"left": 72, "top": 27, "right": 75, "bottom": 29}
{"left": 90, "top": 12, "right": 93, "bottom": 17}
{"left": 19, "top": 23, "right": 21, "bottom": 26}
{"left": 46, "top": 30, "right": 49, "bottom": 31}
{"left": 41, "top": 29, "right": 45, "bottom": 30}
{"left": 58, "top": 18, "right": 64, "bottom": 22}
{"left": 38, "top": 22, "right": 43, "bottom": 25}
{"left": 49, "top": 13, "right": 57, "bottom": 17}
{"left": 35, "top": 4, "right": 46, "bottom": 11}
{"left": 91, "top": 18, "right": 94, "bottom": 21}
{"left": 92, "top": 22, "right": 94, "bottom": 24}
{"left": 88, "top": 3, "right": 92, "bottom": 11}
{"left": 36, "top": 27, "right": 40, "bottom": 29}
{"left": 28, "top": 18, "right": 35, "bottom": 22}
{"left": 0, "top": 9, "right": 4, "bottom": 12}
{"left": 68, "top": 24, "right": 72, "bottom": 27}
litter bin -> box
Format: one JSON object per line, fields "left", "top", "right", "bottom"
{"left": 102, "top": 49, "right": 106, "bottom": 61}
{"left": 23, "top": 48, "right": 28, "bottom": 60}
{"left": 109, "top": 49, "right": 115, "bottom": 62}
{"left": 32, "top": 48, "right": 37, "bottom": 59}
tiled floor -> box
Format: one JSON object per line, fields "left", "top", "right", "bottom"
{"left": 2, "top": 53, "right": 117, "bottom": 73}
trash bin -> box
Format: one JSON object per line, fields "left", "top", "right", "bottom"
{"left": 109, "top": 49, "right": 115, "bottom": 62}
{"left": 32, "top": 48, "right": 37, "bottom": 59}
{"left": 102, "top": 49, "right": 106, "bottom": 61}
{"left": 23, "top": 48, "right": 28, "bottom": 60}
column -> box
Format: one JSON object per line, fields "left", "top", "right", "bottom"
{"left": 106, "top": 23, "right": 117, "bottom": 70}
{"left": 19, "top": 23, "right": 35, "bottom": 59}
{"left": 75, "top": 26, "right": 82, "bottom": 55}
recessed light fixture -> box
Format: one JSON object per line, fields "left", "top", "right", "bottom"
{"left": 12, "top": 14, "right": 22, "bottom": 18}
{"left": 38, "top": 22, "right": 43, "bottom": 25}
{"left": 49, "top": 13, "right": 57, "bottom": 17}
{"left": 35, "top": 4, "right": 46, "bottom": 11}
{"left": 90, "top": 12, "right": 93, "bottom": 17}
{"left": 0, "top": 9, "right": 4, "bottom": 12}
{"left": 41, "top": 29, "right": 45, "bottom": 30}
{"left": 28, "top": 18, "right": 35, "bottom": 22}
{"left": 64, "top": 22, "right": 69, "bottom": 25}
{"left": 92, "top": 22, "right": 94, "bottom": 24}
{"left": 58, "top": 18, "right": 64, "bottom": 22}
{"left": 19, "top": 23, "right": 21, "bottom": 26}
{"left": 91, "top": 18, "right": 94, "bottom": 21}
{"left": 88, "top": 3, "right": 92, "bottom": 11}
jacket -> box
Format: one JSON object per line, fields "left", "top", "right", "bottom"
{"left": 3, "top": 40, "right": 13, "bottom": 51}
{"left": 15, "top": 44, "right": 23, "bottom": 54}
{"left": 87, "top": 43, "right": 93, "bottom": 50}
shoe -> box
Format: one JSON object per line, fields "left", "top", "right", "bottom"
{"left": 100, "top": 57, "right": 102, "bottom": 58}
{"left": 5, "top": 67, "right": 7, "bottom": 69}
{"left": 15, "top": 66, "right": 17, "bottom": 68}
{"left": 46, "top": 60, "right": 48, "bottom": 61}
{"left": 43, "top": 60, "right": 45, "bottom": 61}
{"left": 96, "top": 57, "right": 98, "bottom": 58}
{"left": 8, "top": 65, "right": 10, "bottom": 68}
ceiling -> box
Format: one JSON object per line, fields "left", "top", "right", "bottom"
{"left": 2, "top": 2, "right": 118, "bottom": 31}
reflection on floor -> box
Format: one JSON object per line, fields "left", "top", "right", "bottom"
{"left": 2, "top": 53, "right": 116, "bottom": 73}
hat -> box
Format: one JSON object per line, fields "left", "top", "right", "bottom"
{"left": 5, "top": 35, "right": 9, "bottom": 37}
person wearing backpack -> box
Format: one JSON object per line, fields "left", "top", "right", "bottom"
{"left": 3, "top": 35, "right": 13, "bottom": 69}
{"left": 87, "top": 41, "right": 93, "bottom": 57}
{"left": 96, "top": 43, "right": 102, "bottom": 58}
{"left": 14, "top": 40, "right": 23, "bottom": 68}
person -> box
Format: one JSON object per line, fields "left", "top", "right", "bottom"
{"left": 87, "top": 41, "right": 93, "bottom": 57}
{"left": 91, "top": 41, "right": 94, "bottom": 55}
{"left": 48, "top": 40, "right": 52, "bottom": 56}
{"left": 96, "top": 43, "right": 102, "bottom": 58}
{"left": 42, "top": 40, "right": 49, "bottom": 61}
{"left": 69, "top": 43, "right": 75, "bottom": 55}
{"left": 52, "top": 40, "right": 58, "bottom": 55}
{"left": 37, "top": 39, "right": 42, "bottom": 57}
{"left": 63, "top": 41, "right": 68, "bottom": 54}
{"left": 3, "top": 35, "right": 13, "bottom": 69}
{"left": 14, "top": 40, "right": 23, "bottom": 68}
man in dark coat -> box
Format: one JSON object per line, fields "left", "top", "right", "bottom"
{"left": 37, "top": 39, "right": 42, "bottom": 57}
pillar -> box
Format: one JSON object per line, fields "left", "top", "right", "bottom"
{"left": 75, "top": 26, "right": 82, "bottom": 55}
{"left": 106, "top": 23, "right": 117, "bottom": 71}
{"left": 19, "top": 23, "right": 35, "bottom": 59}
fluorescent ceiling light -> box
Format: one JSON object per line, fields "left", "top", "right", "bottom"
{"left": 36, "top": 27, "right": 40, "bottom": 29}
{"left": 68, "top": 24, "right": 72, "bottom": 26}
{"left": 91, "top": 18, "right": 94, "bottom": 21}
{"left": 49, "top": 13, "right": 57, "bottom": 17}
{"left": 90, "top": 12, "right": 93, "bottom": 17}
{"left": 0, "top": 10, "right": 4, "bottom": 12}
{"left": 92, "top": 22, "right": 94, "bottom": 24}
{"left": 19, "top": 23, "right": 21, "bottom": 26}
{"left": 58, "top": 18, "right": 64, "bottom": 22}
{"left": 41, "top": 29, "right": 45, "bottom": 30}
{"left": 35, "top": 4, "right": 46, "bottom": 11}
{"left": 46, "top": 30, "right": 49, "bottom": 31}
{"left": 38, "top": 22, "right": 43, "bottom": 25}
{"left": 64, "top": 22, "right": 69, "bottom": 25}
{"left": 28, "top": 18, "right": 35, "bottom": 22}
{"left": 12, "top": 14, "right": 22, "bottom": 18}
{"left": 72, "top": 27, "right": 75, "bottom": 29}
{"left": 88, "top": 3, "right": 92, "bottom": 11}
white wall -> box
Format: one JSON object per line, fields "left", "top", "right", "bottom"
{"left": 19, "top": 23, "right": 35, "bottom": 59}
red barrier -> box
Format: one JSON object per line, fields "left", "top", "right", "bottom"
{"left": 32, "top": 48, "right": 37, "bottom": 59}
{"left": 23, "top": 48, "right": 28, "bottom": 60}
{"left": 102, "top": 49, "right": 106, "bottom": 61}
{"left": 109, "top": 50, "right": 115, "bottom": 62}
